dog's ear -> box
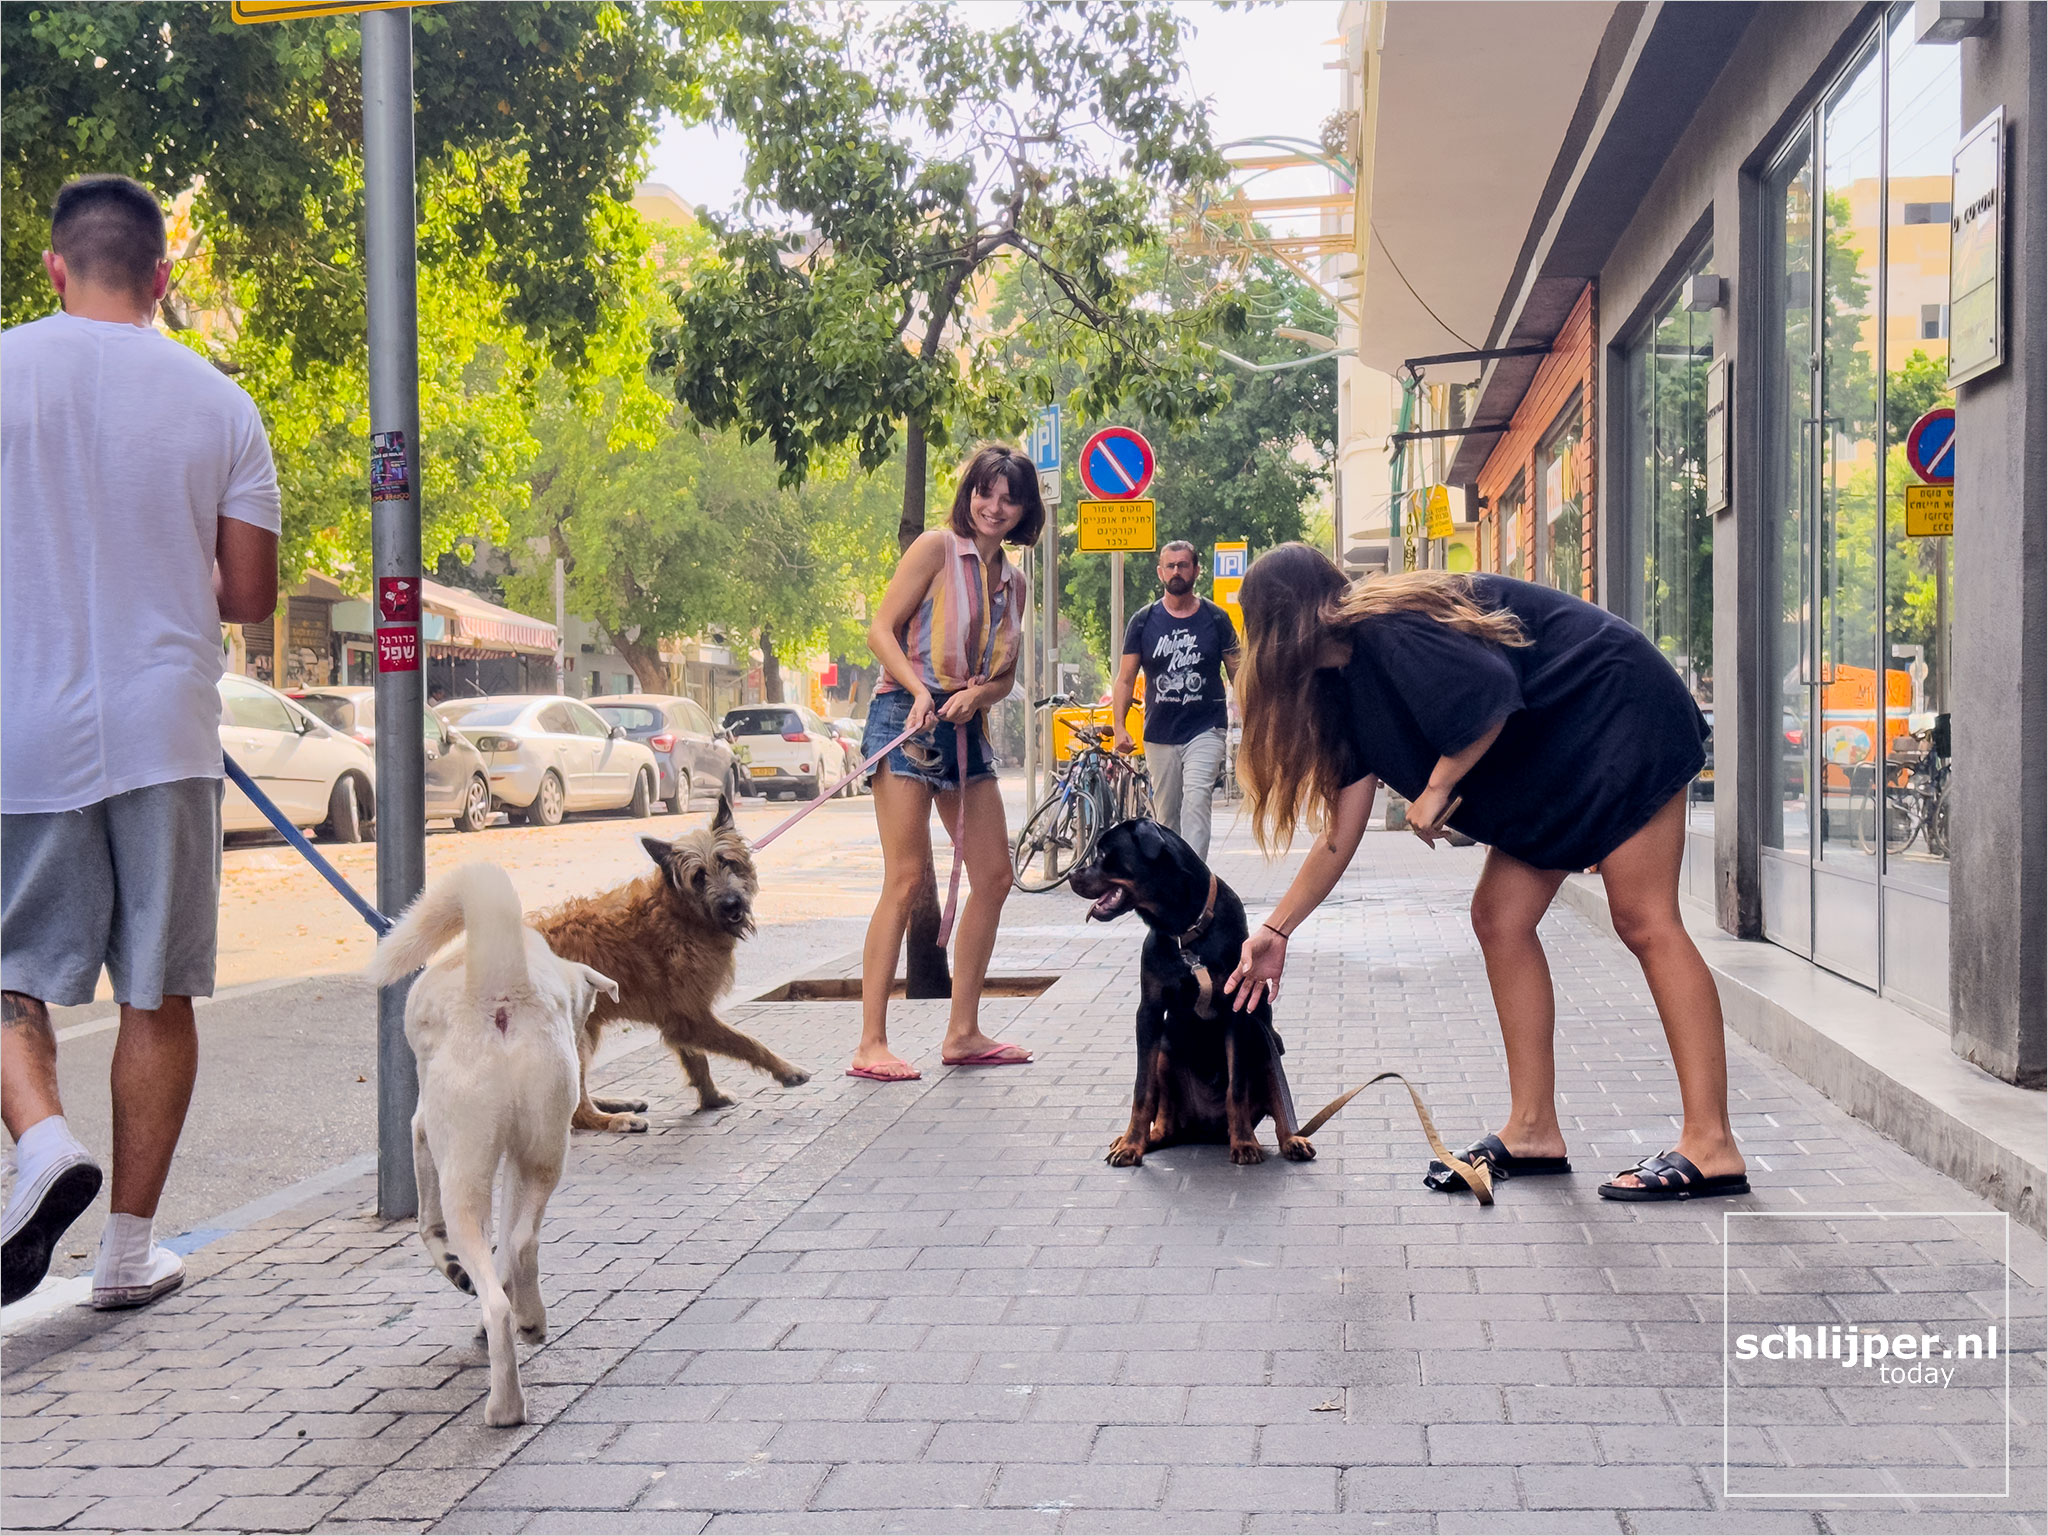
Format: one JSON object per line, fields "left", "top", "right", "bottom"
{"left": 710, "top": 794, "right": 735, "bottom": 835}
{"left": 572, "top": 961, "right": 621, "bottom": 1003}
{"left": 1131, "top": 819, "right": 1168, "bottom": 864}
{"left": 639, "top": 836, "right": 674, "bottom": 867}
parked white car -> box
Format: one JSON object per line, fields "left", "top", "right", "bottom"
{"left": 218, "top": 674, "right": 378, "bottom": 841}
{"left": 723, "top": 704, "right": 850, "bottom": 801}
{"left": 437, "top": 694, "right": 660, "bottom": 826}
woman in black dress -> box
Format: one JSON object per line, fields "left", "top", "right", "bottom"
{"left": 1222, "top": 544, "right": 1746, "bottom": 1201}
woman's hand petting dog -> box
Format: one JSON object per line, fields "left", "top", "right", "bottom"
{"left": 1226, "top": 926, "right": 1286, "bottom": 1011}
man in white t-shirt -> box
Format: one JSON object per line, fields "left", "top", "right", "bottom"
{"left": 1, "top": 175, "right": 280, "bottom": 1310}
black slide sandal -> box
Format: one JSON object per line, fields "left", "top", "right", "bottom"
{"left": 1423, "top": 1133, "right": 1572, "bottom": 1194}
{"left": 1598, "top": 1149, "right": 1750, "bottom": 1202}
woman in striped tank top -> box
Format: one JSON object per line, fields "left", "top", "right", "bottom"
{"left": 851, "top": 446, "right": 1043, "bottom": 1082}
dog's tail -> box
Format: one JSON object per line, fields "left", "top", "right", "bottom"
{"left": 367, "top": 862, "right": 531, "bottom": 997}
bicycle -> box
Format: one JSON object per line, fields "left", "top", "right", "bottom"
{"left": 1012, "top": 694, "right": 1153, "bottom": 891}
{"left": 1851, "top": 720, "right": 1950, "bottom": 859}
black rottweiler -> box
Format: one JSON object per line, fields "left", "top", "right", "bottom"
{"left": 1069, "top": 820, "right": 1313, "bottom": 1167}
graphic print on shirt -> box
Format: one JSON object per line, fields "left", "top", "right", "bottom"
{"left": 1149, "top": 625, "right": 1210, "bottom": 704}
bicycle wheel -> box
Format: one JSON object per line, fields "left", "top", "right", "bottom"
{"left": 1881, "top": 786, "right": 1919, "bottom": 857}
{"left": 1012, "top": 785, "right": 1100, "bottom": 892}
{"left": 1926, "top": 784, "right": 1951, "bottom": 858}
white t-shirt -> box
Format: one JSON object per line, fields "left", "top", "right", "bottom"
{"left": 2, "top": 311, "right": 281, "bottom": 814}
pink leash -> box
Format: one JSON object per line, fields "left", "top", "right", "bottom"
{"left": 748, "top": 719, "right": 970, "bottom": 945}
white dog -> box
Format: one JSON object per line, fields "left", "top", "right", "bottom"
{"left": 369, "top": 862, "right": 617, "bottom": 1427}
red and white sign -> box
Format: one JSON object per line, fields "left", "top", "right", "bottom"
{"left": 378, "top": 576, "right": 421, "bottom": 624}
{"left": 376, "top": 627, "right": 420, "bottom": 673}
{"left": 1078, "top": 426, "right": 1156, "bottom": 500}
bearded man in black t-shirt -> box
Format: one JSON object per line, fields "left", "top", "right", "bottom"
{"left": 1110, "top": 541, "right": 1239, "bottom": 859}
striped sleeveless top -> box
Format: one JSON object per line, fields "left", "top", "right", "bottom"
{"left": 878, "top": 531, "right": 1028, "bottom": 695}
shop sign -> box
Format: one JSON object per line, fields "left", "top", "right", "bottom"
{"left": 1948, "top": 108, "right": 2004, "bottom": 386}
{"left": 1904, "top": 484, "right": 1953, "bottom": 538}
{"left": 1076, "top": 498, "right": 1156, "bottom": 553}
{"left": 1425, "top": 485, "right": 1455, "bottom": 540}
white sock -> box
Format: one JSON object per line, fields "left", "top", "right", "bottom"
{"left": 97, "top": 1211, "right": 156, "bottom": 1279}
{"left": 14, "top": 1115, "right": 86, "bottom": 1177}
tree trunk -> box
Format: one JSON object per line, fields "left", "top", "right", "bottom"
{"left": 611, "top": 631, "right": 670, "bottom": 693}
{"left": 899, "top": 414, "right": 929, "bottom": 554}
{"left": 760, "top": 624, "right": 785, "bottom": 704}
{"left": 892, "top": 411, "right": 953, "bottom": 997}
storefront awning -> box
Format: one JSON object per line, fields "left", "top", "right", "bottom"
{"left": 421, "top": 578, "right": 558, "bottom": 656}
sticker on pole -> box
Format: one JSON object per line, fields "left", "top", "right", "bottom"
{"left": 376, "top": 627, "right": 420, "bottom": 673}
{"left": 377, "top": 577, "right": 421, "bottom": 624}
{"left": 1076, "top": 498, "right": 1156, "bottom": 553}
{"left": 370, "top": 429, "right": 411, "bottom": 503}
{"left": 1905, "top": 408, "right": 1955, "bottom": 485}
{"left": 1079, "top": 427, "right": 1155, "bottom": 500}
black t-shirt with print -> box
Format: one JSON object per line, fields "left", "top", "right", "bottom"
{"left": 1122, "top": 598, "right": 1239, "bottom": 747}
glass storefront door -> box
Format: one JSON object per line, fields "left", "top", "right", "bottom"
{"left": 1757, "top": 6, "right": 1961, "bottom": 1015}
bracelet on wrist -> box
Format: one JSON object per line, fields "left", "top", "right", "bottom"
{"left": 1261, "top": 922, "right": 1291, "bottom": 941}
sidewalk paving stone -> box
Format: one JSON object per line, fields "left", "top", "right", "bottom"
{"left": 3, "top": 825, "right": 2041, "bottom": 1532}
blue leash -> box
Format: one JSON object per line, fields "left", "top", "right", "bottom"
{"left": 222, "top": 753, "right": 393, "bottom": 936}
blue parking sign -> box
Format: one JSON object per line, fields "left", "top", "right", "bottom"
{"left": 1028, "top": 405, "right": 1063, "bottom": 474}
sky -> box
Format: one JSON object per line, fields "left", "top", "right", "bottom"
{"left": 640, "top": 2, "right": 1345, "bottom": 217}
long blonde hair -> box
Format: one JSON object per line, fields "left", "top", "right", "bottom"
{"left": 1236, "top": 543, "right": 1527, "bottom": 851}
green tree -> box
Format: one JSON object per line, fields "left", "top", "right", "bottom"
{"left": 661, "top": 0, "right": 1237, "bottom": 552}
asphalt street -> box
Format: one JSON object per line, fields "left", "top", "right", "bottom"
{"left": 20, "top": 778, "right": 1029, "bottom": 1282}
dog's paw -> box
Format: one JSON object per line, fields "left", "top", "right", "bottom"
{"left": 1281, "top": 1136, "right": 1317, "bottom": 1162}
{"left": 483, "top": 1389, "right": 527, "bottom": 1428}
{"left": 592, "top": 1094, "right": 649, "bottom": 1114}
{"left": 1230, "top": 1142, "right": 1267, "bottom": 1165}
{"left": 517, "top": 1321, "right": 547, "bottom": 1346}
{"left": 694, "top": 1094, "right": 735, "bottom": 1113}
{"left": 442, "top": 1259, "right": 475, "bottom": 1295}
{"left": 776, "top": 1067, "right": 812, "bottom": 1087}
{"left": 1106, "top": 1138, "right": 1145, "bottom": 1167}
{"left": 609, "top": 1113, "right": 650, "bottom": 1133}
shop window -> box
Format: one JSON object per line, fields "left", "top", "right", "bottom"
{"left": 1899, "top": 200, "right": 1950, "bottom": 224}
{"left": 1920, "top": 303, "right": 1947, "bottom": 339}
{"left": 1623, "top": 248, "right": 1716, "bottom": 705}
{"left": 1498, "top": 478, "right": 1525, "bottom": 581}
{"left": 1539, "top": 402, "right": 1586, "bottom": 600}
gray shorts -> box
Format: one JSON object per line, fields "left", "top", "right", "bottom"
{"left": 2, "top": 778, "right": 223, "bottom": 1010}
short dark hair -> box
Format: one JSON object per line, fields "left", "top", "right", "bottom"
{"left": 947, "top": 443, "right": 1046, "bottom": 547}
{"left": 50, "top": 175, "right": 167, "bottom": 298}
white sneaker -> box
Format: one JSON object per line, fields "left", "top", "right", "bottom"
{"left": 91, "top": 1240, "right": 184, "bottom": 1311}
{"left": 2, "top": 1146, "right": 102, "bottom": 1306}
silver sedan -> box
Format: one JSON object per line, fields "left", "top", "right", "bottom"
{"left": 436, "top": 694, "right": 660, "bottom": 827}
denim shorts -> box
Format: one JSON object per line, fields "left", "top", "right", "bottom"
{"left": 864, "top": 688, "right": 996, "bottom": 790}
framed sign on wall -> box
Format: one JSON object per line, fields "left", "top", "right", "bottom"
{"left": 1947, "top": 107, "right": 2004, "bottom": 386}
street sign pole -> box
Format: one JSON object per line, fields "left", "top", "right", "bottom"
{"left": 364, "top": 6, "right": 424, "bottom": 1220}
{"left": 1110, "top": 552, "right": 1124, "bottom": 669}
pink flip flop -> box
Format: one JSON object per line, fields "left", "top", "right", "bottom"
{"left": 846, "top": 1063, "right": 921, "bottom": 1082}
{"left": 941, "top": 1043, "right": 1033, "bottom": 1067}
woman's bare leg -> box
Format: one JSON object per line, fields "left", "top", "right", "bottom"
{"left": 855, "top": 767, "right": 933, "bottom": 1076}
{"left": 935, "top": 776, "right": 1017, "bottom": 1059}
{"left": 1469, "top": 848, "right": 1571, "bottom": 1159}
{"left": 1598, "top": 793, "right": 1743, "bottom": 1183}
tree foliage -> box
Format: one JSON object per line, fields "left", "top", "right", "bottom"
{"left": 660, "top": 0, "right": 1238, "bottom": 549}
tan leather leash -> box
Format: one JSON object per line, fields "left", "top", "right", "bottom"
{"left": 1178, "top": 872, "right": 1222, "bottom": 1018}
{"left": 1296, "top": 1071, "right": 1495, "bottom": 1205}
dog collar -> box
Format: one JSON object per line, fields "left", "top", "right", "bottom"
{"left": 1178, "top": 873, "right": 1221, "bottom": 1018}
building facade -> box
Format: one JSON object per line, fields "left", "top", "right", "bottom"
{"left": 1349, "top": 3, "right": 2043, "bottom": 1118}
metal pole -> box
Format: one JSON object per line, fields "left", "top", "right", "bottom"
{"left": 553, "top": 557, "right": 567, "bottom": 694}
{"left": 1021, "top": 548, "right": 1038, "bottom": 805}
{"left": 1109, "top": 551, "right": 1124, "bottom": 683}
{"left": 365, "top": 6, "right": 423, "bottom": 1221}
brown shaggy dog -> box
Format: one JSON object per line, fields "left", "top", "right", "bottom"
{"left": 531, "top": 797, "right": 809, "bottom": 1132}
